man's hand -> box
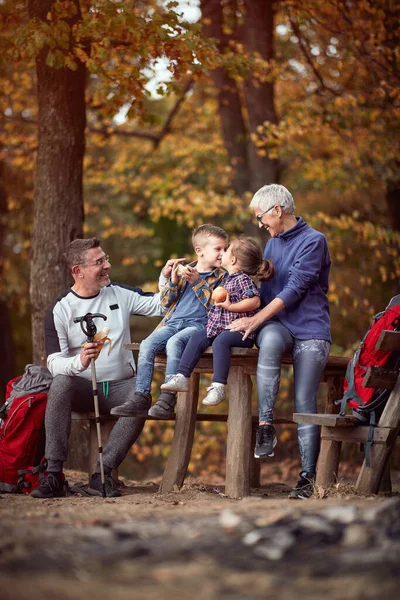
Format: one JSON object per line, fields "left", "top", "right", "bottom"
{"left": 162, "top": 258, "right": 186, "bottom": 279}
{"left": 80, "top": 342, "right": 99, "bottom": 368}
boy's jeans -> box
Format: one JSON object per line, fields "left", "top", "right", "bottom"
{"left": 135, "top": 321, "right": 205, "bottom": 394}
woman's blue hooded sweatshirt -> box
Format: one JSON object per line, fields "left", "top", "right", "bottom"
{"left": 260, "top": 217, "right": 331, "bottom": 342}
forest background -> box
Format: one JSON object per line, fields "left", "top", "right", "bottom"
{"left": 1, "top": 0, "right": 399, "bottom": 480}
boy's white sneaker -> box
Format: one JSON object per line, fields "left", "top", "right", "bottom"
{"left": 160, "top": 374, "right": 190, "bottom": 392}
{"left": 202, "top": 384, "right": 226, "bottom": 406}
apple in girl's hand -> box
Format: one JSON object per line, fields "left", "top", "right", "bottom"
{"left": 212, "top": 286, "right": 228, "bottom": 303}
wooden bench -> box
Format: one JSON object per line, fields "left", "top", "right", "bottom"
{"left": 73, "top": 346, "right": 348, "bottom": 498}
{"left": 293, "top": 329, "right": 400, "bottom": 494}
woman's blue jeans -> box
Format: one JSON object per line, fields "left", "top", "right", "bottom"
{"left": 136, "top": 321, "right": 204, "bottom": 394}
{"left": 256, "top": 320, "right": 331, "bottom": 475}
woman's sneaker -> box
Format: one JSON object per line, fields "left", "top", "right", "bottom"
{"left": 202, "top": 384, "right": 226, "bottom": 406}
{"left": 160, "top": 374, "right": 190, "bottom": 392}
{"left": 31, "top": 472, "right": 66, "bottom": 498}
{"left": 288, "top": 471, "right": 315, "bottom": 500}
{"left": 254, "top": 424, "right": 277, "bottom": 458}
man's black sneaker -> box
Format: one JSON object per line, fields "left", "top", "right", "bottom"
{"left": 31, "top": 472, "right": 66, "bottom": 498}
{"left": 254, "top": 424, "right": 277, "bottom": 458}
{"left": 148, "top": 391, "right": 177, "bottom": 419}
{"left": 110, "top": 391, "right": 151, "bottom": 417}
{"left": 288, "top": 471, "right": 315, "bottom": 500}
{"left": 87, "top": 472, "right": 121, "bottom": 498}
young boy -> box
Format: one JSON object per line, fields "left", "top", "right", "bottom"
{"left": 111, "top": 224, "right": 229, "bottom": 419}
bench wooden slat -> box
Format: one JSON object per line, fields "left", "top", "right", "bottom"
{"left": 321, "top": 425, "right": 395, "bottom": 445}
{"left": 71, "top": 412, "right": 294, "bottom": 424}
{"left": 125, "top": 343, "right": 349, "bottom": 375}
{"left": 375, "top": 330, "right": 400, "bottom": 352}
{"left": 293, "top": 413, "right": 359, "bottom": 427}
{"left": 362, "top": 366, "right": 398, "bottom": 390}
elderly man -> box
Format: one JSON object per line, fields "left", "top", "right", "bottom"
{"left": 32, "top": 237, "right": 165, "bottom": 498}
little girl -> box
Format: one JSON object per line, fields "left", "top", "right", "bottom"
{"left": 161, "top": 236, "right": 274, "bottom": 405}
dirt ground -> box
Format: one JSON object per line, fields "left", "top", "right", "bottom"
{"left": 0, "top": 470, "right": 399, "bottom": 600}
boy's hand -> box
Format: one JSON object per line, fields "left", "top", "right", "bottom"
{"left": 215, "top": 292, "right": 231, "bottom": 310}
{"left": 182, "top": 265, "right": 200, "bottom": 285}
{"left": 162, "top": 258, "right": 186, "bottom": 278}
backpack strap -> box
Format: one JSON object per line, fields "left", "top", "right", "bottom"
{"left": 0, "top": 482, "right": 19, "bottom": 493}
{"left": 337, "top": 348, "right": 366, "bottom": 415}
{"left": 364, "top": 410, "right": 376, "bottom": 468}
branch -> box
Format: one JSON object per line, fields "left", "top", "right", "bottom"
{"left": 155, "top": 78, "right": 194, "bottom": 148}
{"left": 289, "top": 17, "right": 341, "bottom": 97}
{"left": 3, "top": 79, "right": 194, "bottom": 150}
{"left": 88, "top": 125, "right": 160, "bottom": 142}
{"left": 89, "top": 78, "right": 194, "bottom": 149}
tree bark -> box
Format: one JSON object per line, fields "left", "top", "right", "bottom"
{"left": 0, "top": 161, "right": 16, "bottom": 400}
{"left": 386, "top": 182, "right": 400, "bottom": 232}
{"left": 242, "top": 0, "right": 279, "bottom": 191}
{"left": 200, "top": 0, "right": 251, "bottom": 195}
{"left": 28, "top": 0, "right": 86, "bottom": 364}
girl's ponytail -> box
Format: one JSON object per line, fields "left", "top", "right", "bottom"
{"left": 256, "top": 259, "right": 274, "bottom": 282}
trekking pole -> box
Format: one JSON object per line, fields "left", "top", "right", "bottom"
{"left": 74, "top": 312, "right": 107, "bottom": 498}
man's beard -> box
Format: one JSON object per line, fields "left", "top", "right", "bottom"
{"left": 98, "top": 272, "right": 110, "bottom": 288}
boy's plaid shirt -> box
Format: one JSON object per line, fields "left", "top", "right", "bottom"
{"left": 206, "top": 271, "right": 260, "bottom": 339}
{"left": 157, "top": 262, "right": 227, "bottom": 329}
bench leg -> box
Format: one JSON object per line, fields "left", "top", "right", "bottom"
{"left": 316, "top": 429, "right": 341, "bottom": 487}
{"left": 250, "top": 422, "right": 261, "bottom": 488}
{"left": 356, "top": 444, "right": 394, "bottom": 495}
{"left": 378, "top": 461, "right": 392, "bottom": 494}
{"left": 225, "top": 366, "right": 252, "bottom": 498}
{"left": 88, "top": 418, "right": 118, "bottom": 481}
{"left": 159, "top": 373, "right": 199, "bottom": 494}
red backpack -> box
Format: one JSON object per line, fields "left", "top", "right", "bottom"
{"left": 0, "top": 369, "right": 50, "bottom": 493}
{"left": 338, "top": 295, "right": 400, "bottom": 420}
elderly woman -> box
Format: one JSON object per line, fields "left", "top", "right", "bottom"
{"left": 228, "top": 184, "right": 331, "bottom": 499}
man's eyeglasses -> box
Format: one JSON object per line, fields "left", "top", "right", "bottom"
{"left": 81, "top": 255, "right": 110, "bottom": 267}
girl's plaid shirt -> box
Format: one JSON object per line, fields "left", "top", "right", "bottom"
{"left": 157, "top": 262, "right": 227, "bottom": 329}
{"left": 206, "top": 272, "right": 260, "bottom": 339}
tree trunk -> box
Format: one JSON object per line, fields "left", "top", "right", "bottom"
{"left": 0, "top": 161, "right": 16, "bottom": 400}
{"left": 28, "top": 0, "right": 86, "bottom": 365}
{"left": 386, "top": 183, "right": 400, "bottom": 232}
{"left": 242, "top": 0, "right": 279, "bottom": 191}
{"left": 200, "top": 0, "right": 251, "bottom": 195}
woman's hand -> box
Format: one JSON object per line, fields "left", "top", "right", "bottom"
{"left": 227, "top": 316, "right": 258, "bottom": 340}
